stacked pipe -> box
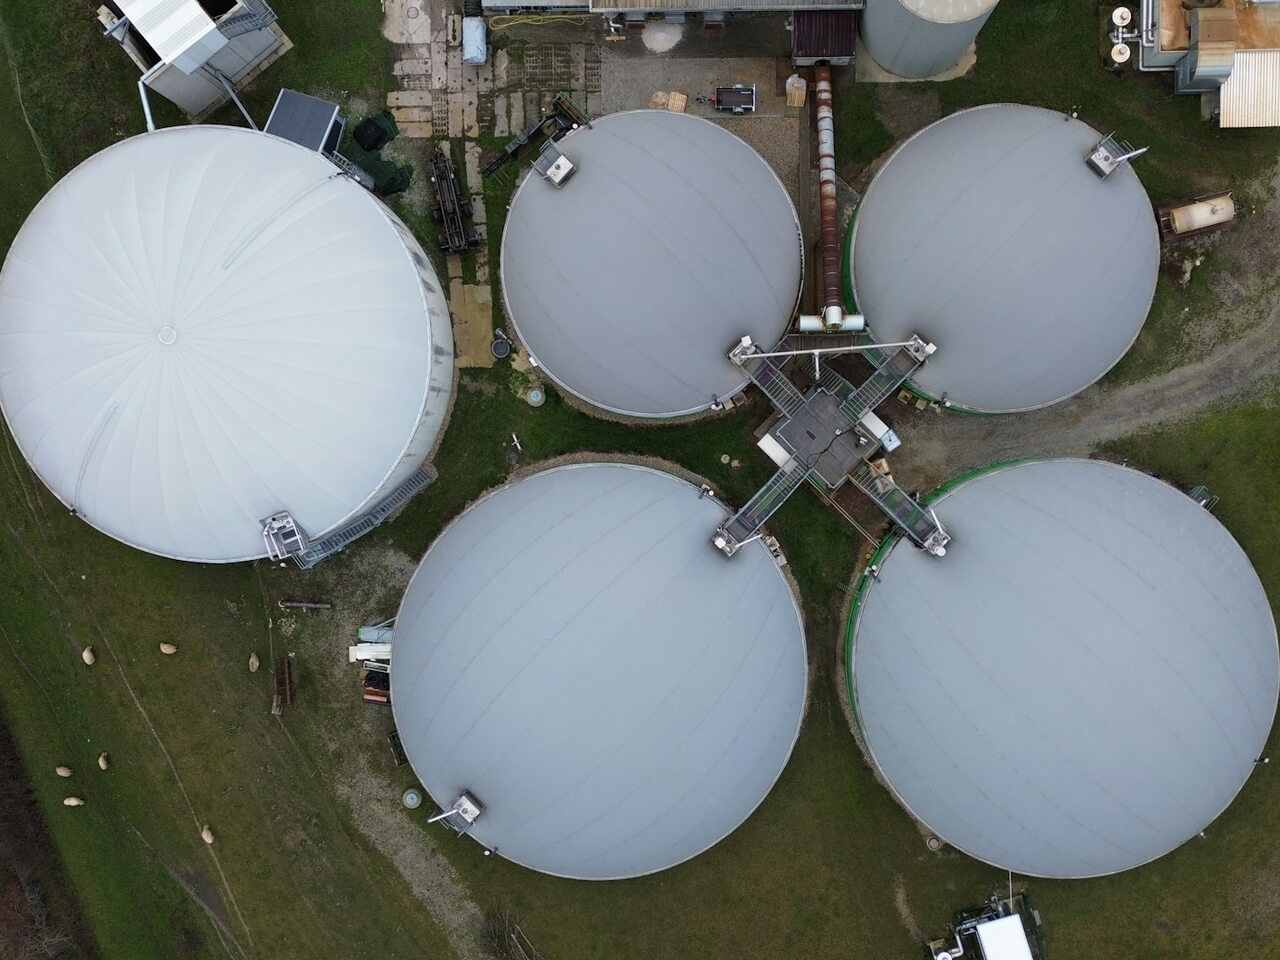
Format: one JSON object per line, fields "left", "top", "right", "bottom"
{"left": 798, "top": 66, "right": 864, "bottom": 334}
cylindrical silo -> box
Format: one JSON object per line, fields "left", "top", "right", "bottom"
{"left": 847, "top": 104, "right": 1159, "bottom": 413}
{"left": 848, "top": 458, "right": 1279, "bottom": 879}
{"left": 861, "top": 0, "right": 1001, "bottom": 79}
{"left": 0, "top": 126, "right": 454, "bottom": 563}
{"left": 391, "top": 462, "right": 808, "bottom": 880}
{"left": 501, "top": 110, "right": 802, "bottom": 420}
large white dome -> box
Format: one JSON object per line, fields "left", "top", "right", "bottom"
{"left": 0, "top": 126, "right": 453, "bottom": 561}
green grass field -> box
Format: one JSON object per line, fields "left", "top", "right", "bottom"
{"left": 1, "top": 0, "right": 1280, "bottom": 957}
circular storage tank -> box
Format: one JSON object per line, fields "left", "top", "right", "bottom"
{"left": 849, "top": 458, "right": 1279, "bottom": 879}
{"left": 862, "top": 0, "right": 1001, "bottom": 79}
{"left": 0, "top": 126, "right": 453, "bottom": 562}
{"left": 848, "top": 104, "right": 1159, "bottom": 413}
{"left": 391, "top": 462, "right": 807, "bottom": 879}
{"left": 500, "top": 111, "right": 803, "bottom": 419}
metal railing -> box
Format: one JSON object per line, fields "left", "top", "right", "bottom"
{"left": 847, "top": 463, "right": 948, "bottom": 555}
{"left": 295, "top": 468, "right": 433, "bottom": 568}
{"left": 715, "top": 464, "right": 809, "bottom": 554}
{"left": 219, "top": 0, "right": 277, "bottom": 38}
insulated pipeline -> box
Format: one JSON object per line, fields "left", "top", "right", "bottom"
{"left": 815, "top": 66, "right": 841, "bottom": 313}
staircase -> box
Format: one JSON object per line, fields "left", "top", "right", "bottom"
{"left": 219, "top": 0, "right": 277, "bottom": 39}
{"left": 734, "top": 350, "right": 807, "bottom": 418}
{"left": 295, "top": 468, "right": 433, "bottom": 568}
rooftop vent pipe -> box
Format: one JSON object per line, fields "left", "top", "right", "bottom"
{"left": 799, "top": 66, "right": 864, "bottom": 334}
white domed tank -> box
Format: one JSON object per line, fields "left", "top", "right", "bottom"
{"left": 501, "top": 111, "right": 803, "bottom": 419}
{"left": 0, "top": 126, "right": 454, "bottom": 562}
{"left": 847, "top": 104, "right": 1159, "bottom": 413}
{"left": 848, "top": 458, "right": 1279, "bottom": 878}
{"left": 390, "top": 462, "right": 808, "bottom": 879}
{"left": 862, "top": 0, "right": 1001, "bottom": 79}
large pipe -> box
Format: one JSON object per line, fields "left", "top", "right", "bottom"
{"left": 815, "top": 66, "right": 840, "bottom": 316}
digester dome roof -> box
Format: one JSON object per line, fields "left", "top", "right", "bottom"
{"left": 850, "top": 458, "right": 1279, "bottom": 878}
{"left": 390, "top": 462, "right": 808, "bottom": 879}
{"left": 501, "top": 110, "right": 803, "bottom": 419}
{"left": 0, "top": 126, "right": 446, "bottom": 562}
{"left": 849, "top": 104, "right": 1159, "bottom": 413}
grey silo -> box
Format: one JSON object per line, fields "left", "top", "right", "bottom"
{"left": 848, "top": 104, "right": 1159, "bottom": 413}
{"left": 390, "top": 463, "right": 808, "bottom": 880}
{"left": 500, "top": 110, "right": 803, "bottom": 419}
{"left": 849, "top": 458, "right": 1279, "bottom": 879}
{"left": 861, "top": 0, "right": 1001, "bottom": 79}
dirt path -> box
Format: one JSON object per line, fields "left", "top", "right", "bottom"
{"left": 889, "top": 284, "right": 1280, "bottom": 489}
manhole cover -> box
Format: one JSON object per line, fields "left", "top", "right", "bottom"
{"left": 407, "top": 6, "right": 420, "bottom": 19}
{"left": 402, "top": 788, "right": 423, "bottom": 809}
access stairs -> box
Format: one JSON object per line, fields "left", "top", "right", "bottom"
{"left": 294, "top": 468, "right": 434, "bottom": 568}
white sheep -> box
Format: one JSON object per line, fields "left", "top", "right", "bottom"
{"left": 81, "top": 646, "right": 95, "bottom": 666}
{"left": 55, "top": 766, "right": 72, "bottom": 778}
{"left": 201, "top": 825, "right": 214, "bottom": 845}
{"left": 62, "top": 797, "right": 84, "bottom": 807}
{"left": 159, "top": 643, "right": 178, "bottom": 655}
{"left": 97, "top": 753, "right": 110, "bottom": 771}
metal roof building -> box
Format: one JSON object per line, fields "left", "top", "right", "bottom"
{"left": 390, "top": 462, "right": 808, "bottom": 879}
{"left": 500, "top": 111, "right": 803, "bottom": 419}
{"left": 848, "top": 458, "right": 1279, "bottom": 879}
{"left": 847, "top": 104, "right": 1159, "bottom": 413}
{"left": 861, "top": 0, "right": 1001, "bottom": 79}
{"left": 0, "top": 126, "right": 453, "bottom": 563}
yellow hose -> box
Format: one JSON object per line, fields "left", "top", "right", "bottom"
{"left": 489, "top": 14, "right": 590, "bottom": 30}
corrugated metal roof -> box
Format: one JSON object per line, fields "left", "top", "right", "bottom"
{"left": 501, "top": 111, "right": 802, "bottom": 419}
{"left": 851, "top": 458, "right": 1279, "bottom": 879}
{"left": 793, "top": 10, "right": 857, "bottom": 59}
{"left": 116, "top": 0, "right": 226, "bottom": 71}
{"left": 1220, "top": 50, "right": 1280, "bottom": 128}
{"left": 849, "top": 104, "right": 1159, "bottom": 412}
{"left": 390, "top": 463, "right": 808, "bottom": 880}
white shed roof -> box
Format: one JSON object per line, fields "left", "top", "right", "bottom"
{"left": 851, "top": 458, "right": 1278, "bottom": 878}
{"left": 0, "top": 127, "right": 446, "bottom": 562}
{"left": 116, "top": 0, "right": 227, "bottom": 73}
{"left": 391, "top": 463, "right": 808, "bottom": 879}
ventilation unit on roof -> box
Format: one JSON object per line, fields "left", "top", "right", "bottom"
{"left": 533, "top": 140, "right": 576, "bottom": 187}
{"left": 428, "top": 791, "right": 485, "bottom": 834}
{"left": 1086, "top": 132, "right": 1148, "bottom": 178}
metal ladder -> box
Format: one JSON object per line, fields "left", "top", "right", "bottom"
{"left": 218, "top": 0, "right": 277, "bottom": 39}
{"left": 714, "top": 463, "right": 809, "bottom": 555}
{"left": 295, "top": 468, "right": 433, "bottom": 568}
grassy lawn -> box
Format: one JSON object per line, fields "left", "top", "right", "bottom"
{"left": 2, "top": 1, "right": 1280, "bottom": 959}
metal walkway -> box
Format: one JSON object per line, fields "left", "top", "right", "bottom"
{"left": 717, "top": 333, "right": 948, "bottom": 557}
{"left": 715, "top": 464, "right": 808, "bottom": 555}
{"left": 847, "top": 463, "right": 949, "bottom": 555}
{"left": 219, "top": 0, "right": 277, "bottom": 38}
{"left": 295, "top": 468, "right": 433, "bottom": 568}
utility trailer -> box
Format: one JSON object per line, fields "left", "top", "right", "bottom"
{"left": 430, "top": 146, "right": 479, "bottom": 253}
{"left": 713, "top": 84, "right": 756, "bottom": 114}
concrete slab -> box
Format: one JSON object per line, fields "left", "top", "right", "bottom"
{"left": 494, "top": 48, "right": 510, "bottom": 88}
{"left": 494, "top": 93, "right": 509, "bottom": 136}
{"left": 399, "top": 121, "right": 435, "bottom": 138}
{"left": 463, "top": 93, "right": 479, "bottom": 136}
{"left": 393, "top": 58, "right": 433, "bottom": 76}
{"left": 391, "top": 106, "right": 434, "bottom": 123}
{"left": 431, "top": 42, "right": 448, "bottom": 89}
{"left": 388, "top": 90, "right": 434, "bottom": 107}
{"left": 382, "top": 0, "right": 433, "bottom": 45}
{"left": 510, "top": 93, "right": 525, "bottom": 132}
{"left": 448, "top": 93, "right": 464, "bottom": 137}
{"left": 447, "top": 255, "right": 463, "bottom": 282}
